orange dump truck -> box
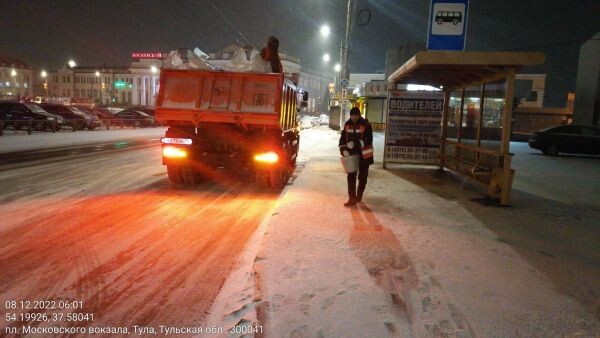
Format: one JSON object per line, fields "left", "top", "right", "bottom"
{"left": 155, "top": 69, "right": 305, "bottom": 187}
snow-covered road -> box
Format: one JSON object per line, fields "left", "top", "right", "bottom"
{"left": 0, "top": 126, "right": 598, "bottom": 337}
{"left": 0, "top": 145, "right": 281, "bottom": 335}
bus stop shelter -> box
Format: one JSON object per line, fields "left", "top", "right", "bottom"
{"left": 388, "top": 51, "right": 545, "bottom": 205}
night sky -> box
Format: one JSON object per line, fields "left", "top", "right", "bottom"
{"left": 1, "top": 0, "right": 598, "bottom": 104}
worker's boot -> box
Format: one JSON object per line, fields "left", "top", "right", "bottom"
{"left": 345, "top": 174, "right": 357, "bottom": 207}
{"left": 344, "top": 198, "right": 357, "bottom": 207}
{"left": 356, "top": 188, "right": 364, "bottom": 203}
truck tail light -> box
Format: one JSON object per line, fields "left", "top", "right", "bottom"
{"left": 163, "top": 146, "right": 187, "bottom": 159}
{"left": 254, "top": 151, "right": 279, "bottom": 164}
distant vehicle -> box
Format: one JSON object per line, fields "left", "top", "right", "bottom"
{"left": 70, "top": 106, "right": 102, "bottom": 130}
{"left": 436, "top": 11, "right": 462, "bottom": 25}
{"left": 300, "top": 116, "right": 314, "bottom": 129}
{"left": 127, "top": 105, "right": 156, "bottom": 116}
{"left": 90, "top": 107, "right": 116, "bottom": 121}
{"left": 39, "top": 103, "right": 88, "bottom": 130}
{"left": 528, "top": 124, "right": 600, "bottom": 156}
{"left": 319, "top": 114, "right": 329, "bottom": 125}
{"left": 115, "top": 109, "right": 155, "bottom": 127}
{"left": 0, "top": 101, "right": 64, "bottom": 131}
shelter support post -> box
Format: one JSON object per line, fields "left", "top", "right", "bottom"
{"left": 439, "top": 90, "right": 451, "bottom": 171}
{"left": 456, "top": 88, "right": 466, "bottom": 158}
{"left": 475, "top": 83, "right": 486, "bottom": 163}
{"left": 500, "top": 68, "right": 516, "bottom": 205}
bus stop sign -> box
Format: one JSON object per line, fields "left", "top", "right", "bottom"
{"left": 427, "top": 0, "right": 469, "bottom": 51}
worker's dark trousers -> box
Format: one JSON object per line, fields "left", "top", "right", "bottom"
{"left": 347, "top": 162, "right": 370, "bottom": 201}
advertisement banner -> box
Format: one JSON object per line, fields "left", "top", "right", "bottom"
{"left": 384, "top": 90, "right": 444, "bottom": 165}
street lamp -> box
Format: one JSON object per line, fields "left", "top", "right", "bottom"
{"left": 66, "top": 60, "right": 77, "bottom": 101}
{"left": 41, "top": 70, "right": 48, "bottom": 97}
{"left": 10, "top": 69, "right": 17, "bottom": 97}
{"left": 323, "top": 53, "right": 330, "bottom": 62}
{"left": 150, "top": 66, "right": 158, "bottom": 74}
{"left": 94, "top": 71, "right": 101, "bottom": 104}
{"left": 334, "top": 64, "right": 341, "bottom": 72}
{"left": 320, "top": 25, "right": 330, "bottom": 37}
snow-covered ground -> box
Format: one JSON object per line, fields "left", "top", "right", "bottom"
{"left": 208, "top": 126, "right": 600, "bottom": 337}
{"left": 1, "top": 125, "right": 598, "bottom": 337}
{"left": 0, "top": 127, "right": 166, "bottom": 153}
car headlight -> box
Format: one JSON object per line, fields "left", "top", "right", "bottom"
{"left": 46, "top": 117, "right": 55, "bottom": 121}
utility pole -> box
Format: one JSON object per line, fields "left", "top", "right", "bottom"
{"left": 337, "top": 0, "right": 356, "bottom": 128}
{"left": 340, "top": 0, "right": 355, "bottom": 84}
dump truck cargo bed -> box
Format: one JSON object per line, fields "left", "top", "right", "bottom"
{"left": 156, "top": 69, "right": 297, "bottom": 131}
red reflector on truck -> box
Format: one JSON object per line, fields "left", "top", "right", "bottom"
{"left": 161, "top": 137, "right": 192, "bottom": 145}
{"left": 254, "top": 152, "right": 279, "bottom": 164}
{"left": 163, "top": 146, "right": 188, "bottom": 159}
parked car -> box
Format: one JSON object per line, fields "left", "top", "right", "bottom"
{"left": 528, "top": 124, "right": 600, "bottom": 156}
{"left": 114, "top": 109, "right": 155, "bottom": 127}
{"left": 127, "top": 105, "right": 155, "bottom": 116}
{"left": 70, "top": 106, "right": 102, "bottom": 130}
{"left": 89, "top": 107, "right": 116, "bottom": 123}
{"left": 0, "top": 101, "right": 64, "bottom": 131}
{"left": 39, "top": 103, "right": 88, "bottom": 130}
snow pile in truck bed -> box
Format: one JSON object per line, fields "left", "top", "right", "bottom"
{"left": 163, "top": 48, "right": 215, "bottom": 70}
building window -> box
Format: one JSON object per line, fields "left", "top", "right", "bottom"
{"left": 94, "top": 89, "right": 98, "bottom": 98}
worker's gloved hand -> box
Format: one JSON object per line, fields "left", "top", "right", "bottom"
{"left": 347, "top": 141, "right": 355, "bottom": 149}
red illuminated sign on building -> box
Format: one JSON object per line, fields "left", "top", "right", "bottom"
{"left": 131, "top": 52, "right": 164, "bottom": 59}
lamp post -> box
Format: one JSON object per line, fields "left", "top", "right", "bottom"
{"left": 150, "top": 66, "right": 158, "bottom": 106}
{"left": 67, "top": 60, "right": 76, "bottom": 102}
{"left": 41, "top": 70, "right": 48, "bottom": 97}
{"left": 10, "top": 69, "right": 17, "bottom": 98}
{"left": 93, "top": 71, "right": 100, "bottom": 104}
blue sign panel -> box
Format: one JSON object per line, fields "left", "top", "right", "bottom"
{"left": 427, "top": 0, "right": 469, "bottom": 51}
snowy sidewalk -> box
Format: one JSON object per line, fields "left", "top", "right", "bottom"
{"left": 244, "top": 128, "right": 599, "bottom": 337}
{"left": 255, "top": 162, "right": 600, "bottom": 337}
{"left": 0, "top": 128, "right": 166, "bottom": 153}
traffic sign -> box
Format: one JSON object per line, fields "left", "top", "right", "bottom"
{"left": 341, "top": 88, "right": 347, "bottom": 99}
{"left": 340, "top": 78, "right": 349, "bottom": 88}
{"left": 427, "top": 0, "right": 469, "bottom": 51}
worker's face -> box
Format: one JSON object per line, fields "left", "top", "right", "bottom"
{"left": 350, "top": 114, "right": 360, "bottom": 123}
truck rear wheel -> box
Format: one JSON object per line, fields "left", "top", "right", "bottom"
{"left": 167, "top": 165, "right": 183, "bottom": 184}
{"left": 257, "top": 166, "right": 290, "bottom": 190}
{"left": 181, "top": 167, "right": 203, "bottom": 184}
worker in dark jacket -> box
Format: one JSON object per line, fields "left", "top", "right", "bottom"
{"left": 339, "top": 107, "right": 374, "bottom": 207}
{"left": 260, "top": 36, "right": 283, "bottom": 73}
